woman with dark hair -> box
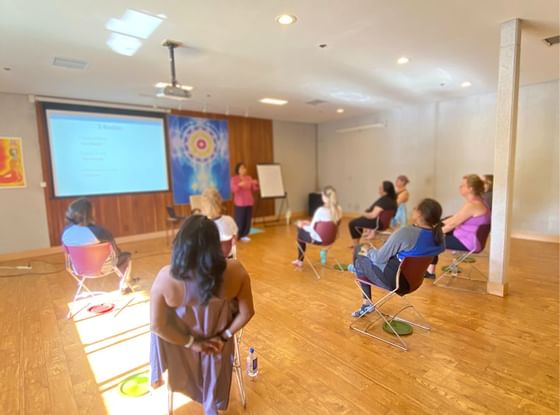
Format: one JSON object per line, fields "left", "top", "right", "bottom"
{"left": 61, "top": 197, "right": 134, "bottom": 293}
{"left": 349, "top": 198, "right": 445, "bottom": 317}
{"left": 425, "top": 174, "right": 491, "bottom": 278}
{"left": 230, "top": 162, "right": 259, "bottom": 242}
{"left": 348, "top": 180, "right": 398, "bottom": 246}
{"left": 150, "top": 215, "right": 254, "bottom": 415}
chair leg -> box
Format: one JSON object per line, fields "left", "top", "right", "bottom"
{"left": 296, "top": 243, "right": 320, "bottom": 279}
{"left": 233, "top": 332, "right": 247, "bottom": 408}
{"left": 167, "top": 387, "right": 173, "bottom": 415}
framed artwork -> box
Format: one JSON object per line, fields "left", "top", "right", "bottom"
{"left": 0, "top": 137, "right": 26, "bottom": 189}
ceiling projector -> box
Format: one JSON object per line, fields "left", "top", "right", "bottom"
{"left": 157, "top": 85, "right": 192, "bottom": 100}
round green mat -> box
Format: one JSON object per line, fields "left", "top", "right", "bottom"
{"left": 119, "top": 371, "right": 150, "bottom": 397}
{"left": 461, "top": 257, "right": 476, "bottom": 263}
{"left": 383, "top": 320, "right": 413, "bottom": 336}
{"left": 442, "top": 265, "right": 462, "bottom": 273}
{"left": 334, "top": 264, "right": 348, "bottom": 271}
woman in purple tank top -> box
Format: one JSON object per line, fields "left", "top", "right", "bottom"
{"left": 425, "top": 174, "right": 491, "bottom": 278}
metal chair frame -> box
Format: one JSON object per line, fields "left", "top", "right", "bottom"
{"left": 296, "top": 221, "right": 342, "bottom": 279}
{"left": 64, "top": 243, "right": 134, "bottom": 319}
{"left": 434, "top": 224, "right": 491, "bottom": 291}
{"left": 349, "top": 256, "right": 433, "bottom": 351}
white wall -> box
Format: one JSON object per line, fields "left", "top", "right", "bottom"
{"left": 318, "top": 80, "right": 560, "bottom": 239}
{"left": 0, "top": 93, "right": 50, "bottom": 254}
{"left": 272, "top": 121, "right": 317, "bottom": 215}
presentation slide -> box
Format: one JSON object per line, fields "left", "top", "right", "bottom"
{"left": 46, "top": 109, "right": 169, "bottom": 197}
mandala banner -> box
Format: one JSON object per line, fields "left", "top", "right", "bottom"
{"left": 167, "top": 115, "right": 230, "bottom": 204}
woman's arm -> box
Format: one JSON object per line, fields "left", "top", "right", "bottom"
{"left": 442, "top": 203, "right": 474, "bottom": 233}
{"left": 223, "top": 261, "right": 255, "bottom": 335}
{"left": 251, "top": 177, "right": 259, "bottom": 191}
{"left": 397, "top": 190, "right": 409, "bottom": 206}
{"left": 150, "top": 269, "right": 222, "bottom": 353}
{"left": 230, "top": 176, "right": 240, "bottom": 193}
{"left": 364, "top": 206, "right": 383, "bottom": 219}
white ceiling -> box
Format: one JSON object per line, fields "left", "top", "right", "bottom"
{"left": 0, "top": 0, "right": 558, "bottom": 123}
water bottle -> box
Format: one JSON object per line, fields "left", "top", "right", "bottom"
{"left": 285, "top": 209, "right": 292, "bottom": 225}
{"left": 247, "top": 347, "right": 258, "bottom": 379}
{"left": 319, "top": 249, "right": 327, "bottom": 265}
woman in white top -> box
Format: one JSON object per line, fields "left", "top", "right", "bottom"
{"left": 201, "top": 188, "right": 238, "bottom": 256}
{"left": 292, "top": 186, "right": 343, "bottom": 267}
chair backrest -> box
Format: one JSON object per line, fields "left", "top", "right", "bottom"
{"left": 475, "top": 224, "right": 491, "bottom": 253}
{"left": 64, "top": 243, "right": 113, "bottom": 277}
{"left": 397, "top": 256, "right": 434, "bottom": 295}
{"left": 166, "top": 206, "right": 178, "bottom": 219}
{"left": 314, "top": 221, "right": 338, "bottom": 246}
{"left": 378, "top": 209, "right": 395, "bottom": 230}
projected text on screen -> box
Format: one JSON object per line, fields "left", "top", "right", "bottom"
{"left": 46, "top": 110, "right": 169, "bottom": 197}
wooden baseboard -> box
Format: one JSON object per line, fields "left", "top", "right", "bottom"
{"left": 511, "top": 232, "right": 559, "bottom": 243}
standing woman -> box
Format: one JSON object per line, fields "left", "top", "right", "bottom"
{"left": 230, "top": 162, "right": 259, "bottom": 242}
{"left": 391, "top": 175, "right": 410, "bottom": 228}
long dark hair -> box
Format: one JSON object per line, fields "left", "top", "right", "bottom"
{"left": 382, "top": 181, "right": 397, "bottom": 200}
{"left": 416, "top": 198, "right": 444, "bottom": 245}
{"left": 171, "top": 215, "right": 227, "bottom": 305}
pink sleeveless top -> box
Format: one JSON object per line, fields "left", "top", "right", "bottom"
{"left": 453, "top": 201, "right": 491, "bottom": 252}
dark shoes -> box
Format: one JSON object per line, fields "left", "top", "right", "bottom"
{"left": 424, "top": 271, "right": 436, "bottom": 279}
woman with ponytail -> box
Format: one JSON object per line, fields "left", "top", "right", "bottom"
{"left": 349, "top": 198, "right": 445, "bottom": 318}
{"left": 150, "top": 215, "right": 255, "bottom": 414}
{"left": 292, "top": 185, "right": 343, "bottom": 267}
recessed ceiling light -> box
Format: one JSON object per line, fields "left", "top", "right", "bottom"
{"left": 276, "top": 14, "right": 297, "bottom": 25}
{"left": 461, "top": 81, "right": 472, "bottom": 88}
{"left": 336, "top": 108, "right": 344, "bottom": 113}
{"left": 397, "top": 56, "right": 409, "bottom": 64}
{"left": 259, "top": 98, "right": 288, "bottom": 106}
{"left": 154, "top": 82, "right": 193, "bottom": 91}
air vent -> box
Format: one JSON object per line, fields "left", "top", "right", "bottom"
{"left": 52, "top": 57, "right": 88, "bottom": 70}
{"left": 306, "top": 99, "right": 327, "bottom": 106}
{"left": 543, "top": 35, "right": 560, "bottom": 46}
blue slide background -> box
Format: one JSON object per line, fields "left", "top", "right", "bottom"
{"left": 47, "top": 110, "right": 168, "bottom": 197}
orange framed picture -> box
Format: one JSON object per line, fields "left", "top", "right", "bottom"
{"left": 0, "top": 137, "right": 27, "bottom": 189}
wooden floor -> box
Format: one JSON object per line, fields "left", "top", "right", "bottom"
{"left": 0, "top": 220, "right": 558, "bottom": 415}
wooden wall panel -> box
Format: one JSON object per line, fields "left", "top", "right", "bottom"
{"left": 37, "top": 104, "right": 274, "bottom": 246}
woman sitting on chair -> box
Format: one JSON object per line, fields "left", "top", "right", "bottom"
{"left": 391, "top": 175, "right": 410, "bottom": 228}
{"left": 200, "top": 188, "right": 238, "bottom": 257}
{"left": 61, "top": 198, "right": 134, "bottom": 294}
{"left": 349, "top": 198, "right": 445, "bottom": 317}
{"left": 150, "top": 215, "right": 255, "bottom": 415}
{"left": 348, "top": 180, "right": 398, "bottom": 246}
{"left": 425, "top": 174, "right": 491, "bottom": 279}
{"left": 292, "top": 185, "right": 342, "bottom": 267}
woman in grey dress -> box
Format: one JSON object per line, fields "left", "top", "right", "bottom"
{"left": 150, "top": 215, "right": 255, "bottom": 415}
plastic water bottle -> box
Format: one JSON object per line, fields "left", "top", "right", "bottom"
{"left": 319, "top": 249, "right": 327, "bottom": 265}
{"left": 286, "top": 209, "right": 292, "bottom": 225}
{"left": 247, "top": 347, "right": 258, "bottom": 379}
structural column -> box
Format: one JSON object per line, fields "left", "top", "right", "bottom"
{"left": 488, "top": 19, "right": 522, "bottom": 297}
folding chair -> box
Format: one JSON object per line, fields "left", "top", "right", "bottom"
{"left": 349, "top": 256, "right": 433, "bottom": 351}
{"left": 297, "top": 221, "right": 342, "bottom": 279}
{"left": 359, "top": 209, "right": 396, "bottom": 245}
{"left": 166, "top": 329, "right": 247, "bottom": 414}
{"left": 166, "top": 206, "right": 185, "bottom": 245}
{"left": 64, "top": 243, "right": 134, "bottom": 319}
{"left": 434, "top": 224, "right": 491, "bottom": 289}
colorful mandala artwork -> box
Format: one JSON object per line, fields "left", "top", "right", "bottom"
{"left": 168, "top": 116, "right": 230, "bottom": 204}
